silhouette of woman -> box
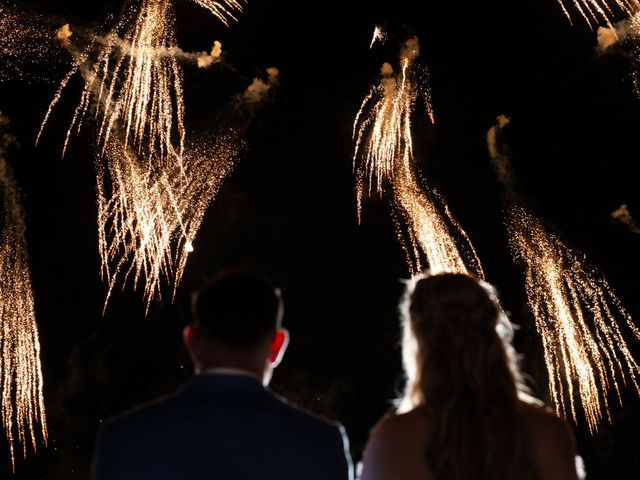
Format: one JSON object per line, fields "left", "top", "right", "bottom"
{"left": 360, "top": 272, "right": 579, "bottom": 480}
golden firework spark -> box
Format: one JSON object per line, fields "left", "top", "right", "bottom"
{"left": 98, "top": 131, "right": 240, "bottom": 312}
{"left": 97, "top": 64, "right": 278, "bottom": 310}
{"left": 97, "top": 68, "right": 273, "bottom": 310}
{"left": 594, "top": 12, "right": 640, "bottom": 97}
{"left": 556, "top": 0, "right": 639, "bottom": 27}
{"left": 370, "top": 26, "right": 386, "bottom": 49}
{"left": 34, "top": 0, "right": 247, "bottom": 309}
{"left": 619, "top": 11, "right": 640, "bottom": 94}
{"left": 0, "top": 114, "right": 47, "bottom": 469}
{"left": 37, "top": 0, "right": 244, "bottom": 159}
{"left": 353, "top": 37, "right": 483, "bottom": 277}
{"left": 38, "top": 0, "right": 186, "bottom": 161}
{"left": 0, "top": 3, "right": 64, "bottom": 82}
{"left": 487, "top": 115, "right": 640, "bottom": 432}
{"left": 191, "top": 0, "right": 245, "bottom": 27}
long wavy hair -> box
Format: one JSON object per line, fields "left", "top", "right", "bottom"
{"left": 398, "top": 272, "right": 540, "bottom": 480}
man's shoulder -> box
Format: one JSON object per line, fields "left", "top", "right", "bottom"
{"left": 266, "top": 389, "right": 345, "bottom": 436}
{"left": 100, "top": 390, "right": 180, "bottom": 434}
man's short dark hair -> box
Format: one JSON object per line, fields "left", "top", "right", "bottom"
{"left": 191, "top": 269, "right": 283, "bottom": 348}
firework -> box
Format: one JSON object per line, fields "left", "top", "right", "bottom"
{"left": 0, "top": 114, "right": 47, "bottom": 468}
{"left": 96, "top": 65, "right": 279, "bottom": 310}
{"left": 487, "top": 115, "right": 640, "bottom": 432}
{"left": 36, "top": 0, "right": 244, "bottom": 159}
{"left": 370, "top": 26, "right": 386, "bottom": 49}
{"left": 191, "top": 0, "right": 244, "bottom": 27}
{"left": 594, "top": 11, "right": 640, "bottom": 99}
{"left": 98, "top": 130, "right": 240, "bottom": 312}
{"left": 353, "top": 36, "right": 483, "bottom": 277}
{"left": 0, "top": 3, "right": 65, "bottom": 82}
{"left": 620, "top": 12, "right": 640, "bottom": 95}
{"left": 556, "top": 0, "right": 639, "bottom": 27}
{"left": 38, "top": 0, "right": 186, "bottom": 161}
{"left": 33, "top": 0, "right": 248, "bottom": 309}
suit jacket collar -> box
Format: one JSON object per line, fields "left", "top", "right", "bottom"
{"left": 179, "top": 373, "right": 267, "bottom": 399}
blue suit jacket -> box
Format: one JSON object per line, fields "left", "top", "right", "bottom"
{"left": 92, "top": 373, "right": 354, "bottom": 479}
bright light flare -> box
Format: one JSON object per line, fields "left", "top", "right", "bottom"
{"left": 487, "top": 116, "right": 640, "bottom": 432}
{"left": 0, "top": 114, "right": 47, "bottom": 469}
{"left": 353, "top": 37, "right": 482, "bottom": 277}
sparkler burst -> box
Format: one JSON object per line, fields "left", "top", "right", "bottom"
{"left": 0, "top": 114, "right": 47, "bottom": 469}
{"left": 353, "top": 36, "right": 483, "bottom": 277}
{"left": 620, "top": 11, "right": 640, "bottom": 95}
{"left": 594, "top": 11, "right": 640, "bottom": 98}
{"left": 98, "top": 131, "right": 240, "bottom": 312}
{"left": 0, "top": 3, "right": 65, "bottom": 82}
{"left": 37, "top": 0, "right": 245, "bottom": 159}
{"left": 190, "top": 0, "right": 245, "bottom": 27}
{"left": 38, "top": 0, "right": 186, "bottom": 161}
{"left": 556, "top": 0, "right": 639, "bottom": 27}
{"left": 370, "top": 26, "right": 386, "bottom": 49}
{"left": 96, "top": 65, "right": 275, "bottom": 310}
{"left": 32, "top": 0, "right": 250, "bottom": 309}
{"left": 487, "top": 115, "right": 640, "bottom": 432}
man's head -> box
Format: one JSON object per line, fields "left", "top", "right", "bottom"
{"left": 184, "top": 269, "right": 288, "bottom": 383}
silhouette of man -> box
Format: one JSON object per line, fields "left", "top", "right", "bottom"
{"left": 91, "top": 269, "right": 354, "bottom": 479}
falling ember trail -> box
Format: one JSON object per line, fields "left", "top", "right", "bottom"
{"left": 98, "top": 131, "right": 240, "bottom": 313}
{"left": 0, "top": 114, "right": 47, "bottom": 468}
{"left": 556, "top": 0, "right": 639, "bottom": 28}
{"left": 37, "top": 0, "right": 245, "bottom": 160}
{"left": 97, "top": 66, "right": 275, "bottom": 311}
{"left": 619, "top": 12, "right": 640, "bottom": 96}
{"left": 370, "top": 26, "right": 386, "bottom": 49}
{"left": 353, "top": 36, "right": 483, "bottom": 277}
{"left": 0, "top": 3, "right": 66, "bottom": 82}
{"left": 39, "top": 0, "right": 186, "bottom": 161}
{"left": 34, "top": 0, "right": 248, "bottom": 310}
{"left": 487, "top": 115, "right": 640, "bottom": 432}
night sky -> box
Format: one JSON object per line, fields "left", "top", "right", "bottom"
{"left": 1, "top": 0, "right": 640, "bottom": 478}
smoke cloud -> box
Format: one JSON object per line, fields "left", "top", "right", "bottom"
{"left": 486, "top": 115, "right": 515, "bottom": 191}
{"left": 196, "top": 40, "right": 222, "bottom": 68}
{"left": 380, "top": 62, "right": 394, "bottom": 77}
{"left": 597, "top": 26, "right": 619, "bottom": 52}
{"left": 595, "top": 15, "right": 634, "bottom": 53}
{"left": 400, "top": 36, "right": 420, "bottom": 61}
{"left": 56, "top": 23, "right": 72, "bottom": 43}
{"left": 611, "top": 204, "right": 640, "bottom": 234}
{"left": 243, "top": 66, "right": 279, "bottom": 103}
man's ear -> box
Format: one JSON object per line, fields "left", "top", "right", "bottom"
{"left": 269, "top": 328, "right": 289, "bottom": 367}
{"left": 183, "top": 325, "right": 198, "bottom": 352}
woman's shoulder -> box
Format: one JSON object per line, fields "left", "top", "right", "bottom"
{"left": 370, "top": 408, "right": 429, "bottom": 438}
{"left": 517, "top": 401, "right": 574, "bottom": 437}
{"left": 360, "top": 408, "right": 431, "bottom": 480}
{"left": 517, "top": 400, "right": 578, "bottom": 477}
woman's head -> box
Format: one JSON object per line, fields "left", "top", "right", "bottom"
{"left": 399, "top": 272, "right": 519, "bottom": 411}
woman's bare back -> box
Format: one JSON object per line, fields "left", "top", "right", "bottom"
{"left": 359, "top": 402, "right": 579, "bottom": 480}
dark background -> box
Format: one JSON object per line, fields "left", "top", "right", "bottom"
{"left": 1, "top": 0, "right": 640, "bottom": 478}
